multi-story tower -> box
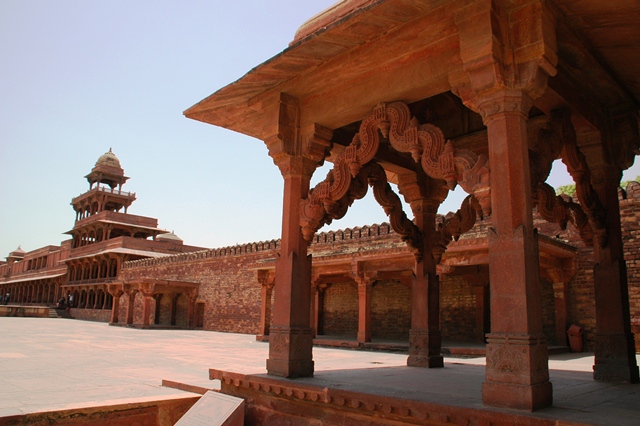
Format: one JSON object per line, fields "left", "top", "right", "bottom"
{"left": 62, "top": 149, "right": 204, "bottom": 311}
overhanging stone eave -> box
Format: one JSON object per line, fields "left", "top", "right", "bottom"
{"left": 182, "top": 9, "right": 386, "bottom": 133}
{"left": 183, "top": 0, "right": 453, "bottom": 137}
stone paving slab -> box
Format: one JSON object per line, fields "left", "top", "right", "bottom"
{"left": 0, "top": 317, "right": 638, "bottom": 425}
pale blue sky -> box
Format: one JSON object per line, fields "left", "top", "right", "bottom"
{"left": 1, "top": 1, "right": 638, "bottom": 258}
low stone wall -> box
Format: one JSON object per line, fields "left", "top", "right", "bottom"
{"left": 0, "top": 305, "right": 50, "bottom": 318}
{"left": 69, "top": 308, "right": 111, "bottom": 323}
{"left": 0, "top": 395, "right": 199, "bottom": 426}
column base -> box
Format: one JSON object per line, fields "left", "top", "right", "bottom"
{"left": 482, "top": 381, "right": 552, "bottom": 411}
{"left": 408, "top": 329, "right": 443, "bottom": 368}
{"left": 593, "top": 332, "right": 639, "bottom": 383}
{"left": 407, "top": 354, "right": 444, "bottom": 368}
{"left": 266, "top": 326, "right": 314, "bottom": 378}
{"left": 357, "top": 331, "right": 371, "bottom": 344}
{"left": 484, "top": 334, "right": 552, "bottom": 410}
{"left": 266, "top": 358, "right": 315, "bottom": 378}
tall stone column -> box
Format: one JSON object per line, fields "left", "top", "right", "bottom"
{"left": 187, "top": 289, "right": 198, "bottom": 328}
{"left": 479, "top": 89, "right": 552, "bottom": 410}
{"left": 263, "top": 93, "right": 331, "bottom": 378}
{"left": 354, "top": 272, "right": 375, "bottom": 344}
{"left": 399, "top": 173, "right": 445, "bottom": 368}
{"left": 591, "top": 166, "right": 639, "bottom": 382}
{"left": 108, "top": 285, "right": 123, "bottom": 324}
{"left": 141, "top": 292, "right": 153, "bottom": 327}
{"left": 256, "top": 270, "right": 275, "bottom": 339}
{"left": 541, "top": 262, "right": 575, "bottom": 346}
{"left": 312, "top": 282, "right": 326, "bottom": 337}
{"left": 408, "top": 198, "right": 442, "bottom": 368}
{"left": 125, "top": 289, "right": 137, "bottom": 325}
{"left": 266, "top": 154, "right": 317, "bottom": 378}
{"left": 464, "top": 268, "right": 490, "bottom": 343}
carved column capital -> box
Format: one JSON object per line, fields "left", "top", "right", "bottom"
{"left": 474, "top": 89, "right": 536, "bottom": 124}
{"left": 451, "top": 0, "right": 557, "bottom": 113}
{"left": 262, "top": 92, "right": 332, "bottom": 178}
{"left": 397, "top": 172, "right": 447, "bottom": 212}
{"left": 256, "top": 269, "right": 275, "bottom": 289}
{"left": 272, "top": 155, "right": 318, "bottom": 180}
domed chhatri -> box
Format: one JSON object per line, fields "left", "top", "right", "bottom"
{"left": 85, "top": 148, "right": 129, "bottom": 190}
{"left": 156, "top": 231, "right": 183, "bottom": 242}
{"left": 94, "top": 148, "right": 121, "bottom": 169}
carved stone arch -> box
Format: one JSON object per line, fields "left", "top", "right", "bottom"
{"left": 300, "top": 101, "right": 490, "bottom": 259}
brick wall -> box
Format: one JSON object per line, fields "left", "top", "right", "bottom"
{"left": 371, "top": 280, "right": 411, "bottom": 340}
{"left": 621, "top": 182, "right": 640, "bottom": 352}
{"left": 440, "top": 276, "right": 475, "bottom": 341}
{"left": 322, "top": 282, "right": 358, "bottom": 337}
{"left": 70, "top": 308, "right": 111, "bottom": 323}
{"left": 117, "top": 190, "right": 640, "bottom": 352}
{"left": 121, "top": 243, "right": 279, "bottom": 333}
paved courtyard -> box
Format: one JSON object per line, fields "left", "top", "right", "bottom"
{"left": 0, "top": 317, "right": 639, "bottom": 425}
{"left": 0, "top": 317, "right": 410, "bottom": 418}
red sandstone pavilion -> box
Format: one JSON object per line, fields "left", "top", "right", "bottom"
{"left": 2, "top": 0, "right": 640, "bottom": 421}
{"left": 0, "top": 149, "right": 206, "bottom": 325}
{"left": 182, "top": 0, "right": 640, "bottom": 414}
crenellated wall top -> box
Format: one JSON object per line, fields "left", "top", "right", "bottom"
{"left": 122, "top": 222, "right": 399, "bottom": 270}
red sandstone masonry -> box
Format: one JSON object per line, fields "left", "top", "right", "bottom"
{"left": 119, "top": 189, "right": 640, "bottom": 352}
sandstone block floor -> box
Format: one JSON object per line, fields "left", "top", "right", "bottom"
{"left": 0, "top": 317, "right": 639, "bottom": 425}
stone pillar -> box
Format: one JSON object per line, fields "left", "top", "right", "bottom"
{"left": 591, "top": 166, "right": 639, "bottom": 382}
{"left": 187, "top": 289, "right": 198, "bottom": 328}
{"left": 256, "top": 270, "right": 275, "bottom": 338}
{"left": 125, "top": 290, "right": 137, "bottom": 325}
{"left": 464, "top": 268, "right": 490, "bottom": 344}
{"left": 108, "top": 286, "right": 123, "bottom": 324}
{"left": 408, "top": 198, "right": 442, "bottom": 368}
{"left": 398, "top": 171, "right": 445, "bottom": 369}
{"left": 170, "top": 294, "right": 178, "bottom": 326}
{"left": 353, "top": 271, "right": 375, "bottom": 344}
{"left": 154, "top": 294, "right": 162, "bottom": 324}
{"left": 541, "top": 263, "right": 575, "bottom": 346}
{"left": 141, "top": 292, "right": 153, "bottom": 327}
{"left": 313, "top": 282, "right": 326, "bottom": 336}
{"left": 263, "top": 94, "right": 331, "bottom": 378}
{"left": 266, "top": 154, "right": 316, "bottom": 378}
{"left": 479, "top": 89, "right": 552, "bottom": 410}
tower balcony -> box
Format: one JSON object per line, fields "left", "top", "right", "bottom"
{"left": 71, "top": 186, "right": 136, "bottom": 206}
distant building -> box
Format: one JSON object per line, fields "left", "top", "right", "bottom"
{"left": 0, "top": 149, "right": 206, "bottom": 318}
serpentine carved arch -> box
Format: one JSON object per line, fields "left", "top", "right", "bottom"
{"left": 300, "top": 101, "right": 491, "bottom": 258}
{"left": 300, "top": 102, "right": 491, "bottom": 257}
